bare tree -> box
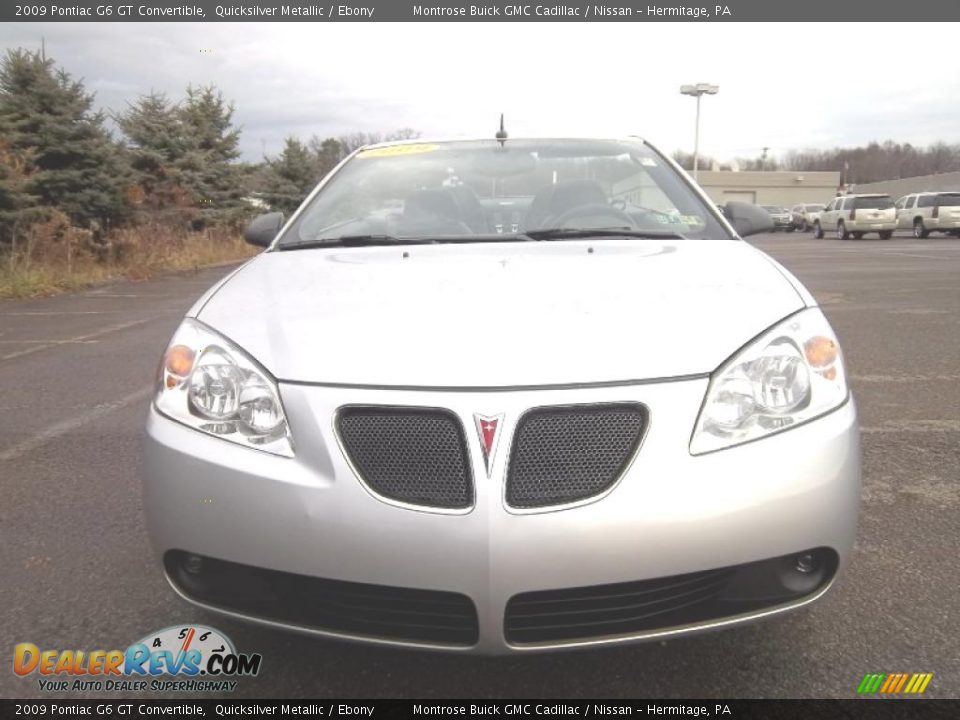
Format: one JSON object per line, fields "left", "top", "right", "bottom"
{"left": 781, "top": 141, "right": 960, "bottom": 183}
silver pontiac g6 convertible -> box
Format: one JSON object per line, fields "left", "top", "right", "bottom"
{"left": 144, "top": 136, "right": 860, "bottom": 654}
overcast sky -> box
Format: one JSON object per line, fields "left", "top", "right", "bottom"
{"left": 4, "top": 22, "right": 960, "bottom": 162}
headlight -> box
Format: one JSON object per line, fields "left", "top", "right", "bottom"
{"left": 690, "top": 308, "right": 848, "bottom": 454}
{"left": 155, "top": 319, "right": 294, "bottom": 457}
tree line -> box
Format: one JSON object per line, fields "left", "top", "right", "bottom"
{"left": 4, "top": 44, "right": 960, "bottom": 251}
{"left": 674, "top": 142, "right": 960, "bottom": 183}
{"left": 0, "top": 46, "right": 416, "bottom": 249}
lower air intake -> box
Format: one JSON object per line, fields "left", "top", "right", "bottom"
{"left": 165, "top": 551, "right": 479, "bottom": 646}
{"left": 505, "top": 549, "right": 839, "bottom": 644}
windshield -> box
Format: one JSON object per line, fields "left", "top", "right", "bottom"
{"left": 854, "top": 196, "right": 894, "bottom": 210}
{"left": 805, "top": 204, "right": 825, "bottom": 211}
{"left": 279, "top": 139, "right": 731, "bottom": 246}
{"left": 762, "top": 206, "right": 787, "bottom": 213}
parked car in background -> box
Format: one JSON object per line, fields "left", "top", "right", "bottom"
{"left": 815, "top": 194, "right": 896, "bottom": 239}
{"left": 895, "top": 192, "right": 960, "bottom": 238}
{"left": 791, "top": 203, "right": 826, "bottom": 232}
{"left": 761, "top": 205, "right": 794, "bottom": 232}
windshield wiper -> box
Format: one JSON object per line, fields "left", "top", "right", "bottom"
{"left": 524, "top": 227, "right": 687, "bottom": 241}
{"left": 278, "top": 228, "right": 686, "bottom": 251}
{"left": 278, "top": 235, "right": 436, "bottom": 250}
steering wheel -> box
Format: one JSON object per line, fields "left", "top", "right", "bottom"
{"left": 546, "top": 203, "right": 637, "bottom": 230}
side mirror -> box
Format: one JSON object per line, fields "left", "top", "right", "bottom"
{"left": 724, "top": 201, "right": 775, "bottom": 237}
{"left": 243, "top": 212, "right": 285, "bottom": 248}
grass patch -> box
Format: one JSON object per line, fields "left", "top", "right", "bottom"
{"left": 0, "top": 222, "right": 258, "bottom": 298}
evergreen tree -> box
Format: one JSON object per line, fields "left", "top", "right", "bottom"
{"left": 262, "top": 137, "right": 319, "bottom": 214}
{"left": 116, "top": 91, "right": 187, "bottom": 212}
{"left": 175, "top": 85, "right": 245, "bottom": 226}
{"left": 0, "top": 49, "right": 131, "bottom": 231}
{"left": 309, "top": 136, "right": 346, "bottom": 178}
{"left": 0, "top": 143, "right": 38, "bottom": 243}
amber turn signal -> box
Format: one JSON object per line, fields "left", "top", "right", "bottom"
{"left": 164, "top": 344, "right": 196, "bottom": 378}
{"left": 804, "top": 336, "right": 838, "bottom": 368}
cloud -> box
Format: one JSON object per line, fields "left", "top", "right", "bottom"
{"left": 2, "top": 21, "right": 959, "bottom": 161}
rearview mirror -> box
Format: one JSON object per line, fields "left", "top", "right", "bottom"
{"left": 723, "top": 202, "right": 774, "bottom": 237}
{"left": 244, "top": 212, "right": 285, "bottom": 248}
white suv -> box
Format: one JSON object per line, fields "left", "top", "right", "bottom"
{"left": 814, "top": 194, "right": 896, "bottom": 240}
{"left": 895, "top": 192, "right": 960, "bottom": 238}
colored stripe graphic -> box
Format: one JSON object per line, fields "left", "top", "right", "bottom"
{"left": 858, "top": 672, "right": 933, "bottom": 695}
{"left": 879, "top": 674, "right": 898, "bottom": 693}
{"left": 892, "top": 674, "right": 909, "bottom": 693}
{"left": 908, "top": 674, "right": 934, "bottom": 694}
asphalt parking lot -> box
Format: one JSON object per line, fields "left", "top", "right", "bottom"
{"left": 1, "top": 231, "right": 958, "bottom": 699}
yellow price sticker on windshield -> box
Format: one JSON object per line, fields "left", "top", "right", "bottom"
{"left": 358, "top": 143, "right": 438, "bottom": 158}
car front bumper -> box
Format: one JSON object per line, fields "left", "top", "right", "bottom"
{"left": 143, "top": 378, "right": 860, "bottom": 654}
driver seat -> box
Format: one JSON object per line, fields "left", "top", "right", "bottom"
{"left": 398, "top": 189, "right": 472, "bottom": 236}
{"left": 545, "top": 180, "right": 608, "bottom": 222}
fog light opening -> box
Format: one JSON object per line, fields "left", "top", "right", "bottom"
{"left": 184, "top": 554, "right": 204, "bottom": 575}
{"left": 795, "top": 553, "right": 818, "bottom": 574}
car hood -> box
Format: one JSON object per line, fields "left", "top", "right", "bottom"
{"left": 197, "top": 240, "right": 805, "bottom": 387}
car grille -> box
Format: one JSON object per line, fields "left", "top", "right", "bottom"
{"left": 505, "top": 403, "right": 647, "bottom": 509}
{"left": 337, "top": 406, "right": 473, "bottom": 510}
{"left": 165, "top": 552, "right": 479, "bottom": 646}
{"left": 505, "top": 550, "right": 838, "bottom": 645}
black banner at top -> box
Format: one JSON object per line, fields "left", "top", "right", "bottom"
{"left": 0, "top": 700, "right": 957, "bottom": 720}
{"left": 3, "top": 0, "right": 960, "bottom": 22}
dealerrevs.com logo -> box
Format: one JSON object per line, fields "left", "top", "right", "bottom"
{"left": 13, "top": 625, "right": 262, "bottom": 693}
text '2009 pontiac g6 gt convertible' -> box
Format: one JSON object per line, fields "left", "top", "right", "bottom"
{"left": 144, "top": 136, "right": 860, "bottom": 654}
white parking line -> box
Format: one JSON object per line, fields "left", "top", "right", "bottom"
{"left": 880, "top": 251, "right": 957, "bottom": 261}
{"left": 81, "top": 293, "right": 168, "bottom": 298}
{"left": 860, "top": 420, "right": 960, "bottom": 433}
{"left": 0, "top": 385, "right": 153, "bottom": 462}
{"left": 0, "top": 317, "right": 156, "bottom": 362}
{"left": 853, "top": 373, "right": 960, "bottom": 384}
{"left": 0, "top": 311, "right": 122, "bottom": 316}
{"left": 0, "top": 340, "right": 99, "bottom": 344}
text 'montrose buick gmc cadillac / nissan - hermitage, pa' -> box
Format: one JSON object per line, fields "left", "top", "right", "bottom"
{"left": 144, "top": 135, "right": 860, "bottom": 654}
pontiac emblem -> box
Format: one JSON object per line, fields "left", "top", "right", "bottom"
{"left": 473, "top": 413, "right": 505, "bottom": 478}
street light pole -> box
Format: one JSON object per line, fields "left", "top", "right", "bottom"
{"left": 680, "top": 83, "right": 719, "bottom": 182}
{"left": 693, "top": 93, "right": 701, "bottom": 179}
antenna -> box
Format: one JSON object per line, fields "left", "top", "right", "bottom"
{"left": 495, "top": 114, "right": 508, "bottom": 145}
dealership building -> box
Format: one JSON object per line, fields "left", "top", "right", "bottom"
{"left": 695, "top": 170, "right": 841, "bottom": 207}
{"left": 690, "top": 169, "right": 960, "bottom": 208}
{"left": 850, "top": 171, "right": 960, "bottom": 198}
